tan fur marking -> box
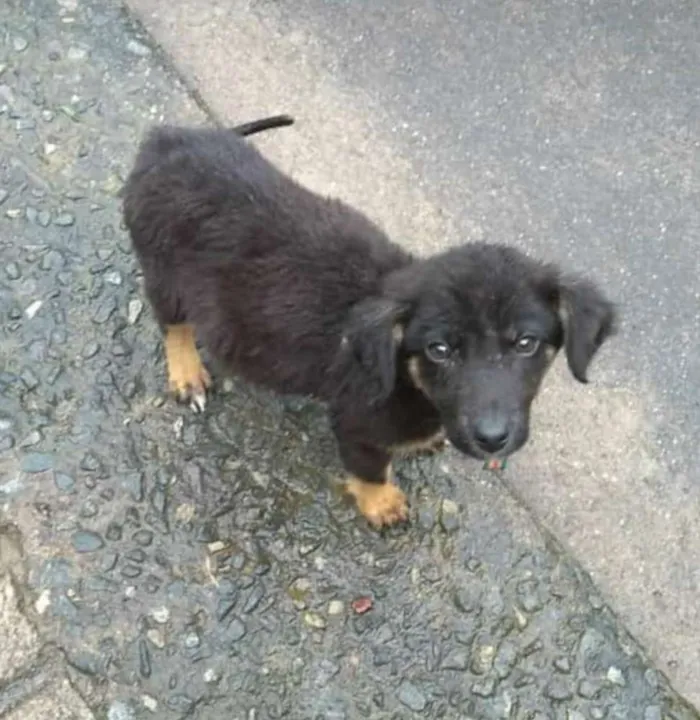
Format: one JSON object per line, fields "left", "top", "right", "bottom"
{"left": 407, "top": 356, "right": 428, "bottom": 394}
{"left": 165, "top": 324, "right": 211, "bottom": 399}
{"left": 392, "top": 430, "right": 447, "bottom": 455}
{"left": 345, "top": 468, "right": 408, "bottom": 527}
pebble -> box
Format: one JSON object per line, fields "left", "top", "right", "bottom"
{"left": 471, "top": 677, "right": 496, "bottom": 697}
{"left": 328, "top": 600, "right": 345, "bottom": 616}
{"left": 203, "top": 668, "right": 220, "bottom": 684}
{"left": 82, "top": 341, "right": 100, "bottom": 358}
{"left": 142, "top": 695, "right": 158, "bottom": 712}
{"left": 92, "top": 297, "right": 116, "bottom": 324}
{"left": 67, "top": 46, "right": 89, "bottom": 61}
{"left": 127, "top": 298, "right": 143, "bottom": 324}
{"left": 127, "top": 39, "right": 152, "bottom": 57}
{"left": 544, "top": 677, "right": 573, "bottom": 701}
{"left": 105, "top": 269, "right": 122, "bottom": 285}
{"left": 439, "top": 498, "right": 459, "bottom": 532}
{"left": 397, "top": 681, "right": 427, "bottom": 712}
{"left": 20, "top": 430, "right": 42, "bottom": 448}
{"left": 13, "top": 36, "right": 29, "bottom": 52}
{"left": 606, "top": 665, "right": 625, "bottom": 686}
{"left": 151, "top": 606, "right": 170, "bottom": 624}
{"left": 554, "top": 656, "right": 572, "bottom": 673}
{"left": 53, "top": 212, "right": 76, "bottom": 227}
{"left": 108, "top": 700, "right": 135, "bottom": 720}
{"left": 21, "top": 453, "right": 54, "bottom": 472}
{"left": 5, "top": 262, "right": 20, "bottom": 280}
{"left": 133, "top": 529, "right": 154, "bottom": 546}
{"left": 303, "top": 611, "right": 326, "bottom": 630}
{"left": 228, "top": 617, "right": 247, "bottom": 642}
{"left": 440, "top": 649, "right": 468, "bottom": 671}
{"left": 0, "top": 189, "right": 8, "bottom": 205}
{"left": 25, "top": 300, "right": 43, "bottom": 319}
{"left": 147, "top": 629, "right": 165, "bottom": 649}
{"left": 71, "top": 530, "right": 105, "bottom": 553}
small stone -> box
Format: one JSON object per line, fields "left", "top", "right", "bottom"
{"left": 127, "top": 39, "right": 151, "bottom": 56}
{"left": 577, "top": 679, "right": 598, "bottom": 699}
{"left": 203, "top": 668, "right": 220, "bottom": 684}
{"left": 121, "top": 565, "right": 142, "bottom": 579}
{"left": 590, "top": 709, "right": 605, "bottom": 720}
{"left": 37, "top": 210, "right": 51, "bottom": 227}
{"left": 439, "top": 499, "right": 459, "bottom": 532}
{"left": 554, "top": 656, "right": 572, "bottom": 673}
{"left": 328, "top": 600, "right": 344, "bottom": 616}
{"left": 441, "top": 649, "right": 468, "bottom": 671}
{"left": 67, "top": 46, "right": 89, "bottom": 61}
{"left": 606, "top": 666, "right": 625, "bottom": 686}
{"left": 5, "top": 262, "right": 20, "bottom": 280}
{"left": 143, "top": 695, "right": 158, "bottom": 712}
{"left": 80, "top": 452, "right": 102, "bottom": 471}
{"left": 20, "top": 368, "right": 40, "bottom": 390}
{"left": 79, "top": 500, "right": 98, "bottom": 518}
{"left": 471, "top": 644, "right": 495, "bottom": 675}
{"left": 303, "top": 611, "right": 326, "bottom": 630}
{"left": 25, "top": 300, "right": 43, "bottom": 319}
{"left": 544, "top": 677, "right": 573, "bottom": 701}
{"left": 21, "top": 453, "right": 54, "bottom": 472}
{"left": 92, "top": 297, "right": 116, "bottom": 324}
{"left": 133, "top": 530, "right": 154, "bottom": 546}
{"left": 0, "top": 189, "right": 8, "bottom": 205}
{"left": 35, "top": 589, "right": 51, "bottom": 614}
{"left": 147, "top": 629, "right": 165, "bottom": 649}
{"left": 106, "top": 522, "right": 123, "bottom": 542}
{"left": 643, "top": 706, "right": 662, "bottom": 720}
{"left": 72, "top": 530, "right": 105, "bottom": 553}
{"left": 20, "top": 430, "right": 43, "bottom": 448}
{"left": 127, "top": 299, "right": 143, "bottom": 324}
{"left": 105, "top": 270, "right": 122, "bottom": 285}
{"left": 82, "top": 341, "right": 100, "bottom": 358}
{"left": 5, "top": 208, "right": 23, "bottom": 219}
{"left": 53, "top": 212, "right": 75, "bottom": 227}
{"left": 126, "top": 549, "right": 147, "bottom": 563}
{"left": 397, "top": 681, "right": 427, "bottom": 712}
{"left": 13, "top": 36, "right": 29, "bottom": 52}
{"left": 471, "top": 677, "right": 496, "bottom": 697}
{"left": 568, "top": 712, "right": 586, "bottom": 720}
{"left": 108, "top": 700, "right": 136, "bottom": 720}
{"left": 453, "top": 587, "right": 479, "bottom": 614}
{"left": 517, "top": 578, "right": 542, "bottom": 613}
{"left": 184, "top": 632, "right": 200, "bottom": 649}
{"left": 228, "top": 617, "right": 247, "bottom": 642}
{"left": 151, "top": 606, "right": 170, "bottom": 624}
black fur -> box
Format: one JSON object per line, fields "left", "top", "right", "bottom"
{"left": 122, "top": 118, "right": 617, "bottom": 490}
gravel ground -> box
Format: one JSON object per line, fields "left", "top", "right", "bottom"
{"left": 0, "top": 0, "right": 698, "bottom": 718}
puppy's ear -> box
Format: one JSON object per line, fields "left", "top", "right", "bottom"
{"left": 340, "top": 298, "right": 406, "bottom": 405}
{"left": 558, "top": 276, "right": 617, "bottom": 383}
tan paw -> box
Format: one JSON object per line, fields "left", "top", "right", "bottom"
{"left": 165, "top": 324, "right": 212, "bottom": 412}
{"left": 345, "top": 478, "right": 409, "bottom": 528}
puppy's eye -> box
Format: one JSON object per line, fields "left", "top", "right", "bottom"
{"left": 425, "top": 341, "right": 451, "bottom": 363}
{"left": 514, "top": 335, "right": 540, "bottom": 356}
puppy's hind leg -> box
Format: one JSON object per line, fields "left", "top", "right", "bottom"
{"left": 164, "top": 324, "right": 211, "bottom": 412}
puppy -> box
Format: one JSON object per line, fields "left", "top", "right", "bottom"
{"left": 122, "top": 116, "right": 616, "bottom": 528}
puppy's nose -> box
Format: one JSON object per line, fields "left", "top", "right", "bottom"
{"left": 473, "top": 416, "right": 510, "bottom": 454}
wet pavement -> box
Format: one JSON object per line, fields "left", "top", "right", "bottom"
{"left": 0, "top": 0, "right": 698, "bottom": 718}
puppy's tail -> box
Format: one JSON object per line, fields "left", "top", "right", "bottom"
{"left": 232, "top": 114, "right": 294, "bottom": 137}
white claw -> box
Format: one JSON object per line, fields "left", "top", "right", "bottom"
{"left": 190, "top": 393, "right": 207, "bottom": 413}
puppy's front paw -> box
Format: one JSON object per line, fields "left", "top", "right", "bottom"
{"left": 169, "top": 363, "right": 211, "bottom": 412}
{"left": 165, "top": 325, "right": 212, "bottom": 412}
{"left": 345, "top": 478, "right": 409, "bottom": 528}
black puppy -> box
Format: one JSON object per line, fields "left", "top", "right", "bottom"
{"left": 122, "top": 116, "right": 616, "bottom": 527}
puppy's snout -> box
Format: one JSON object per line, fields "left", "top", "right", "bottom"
{"left": 473, "top": 414, "right": 510, "bottom": 454}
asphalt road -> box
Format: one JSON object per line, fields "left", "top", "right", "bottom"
{"left": 127, "top": 0, "right": 700, "bottom": 704}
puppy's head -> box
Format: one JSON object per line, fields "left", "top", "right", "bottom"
{"left": 342, "top": 243, "right": 617, "bottom": 459}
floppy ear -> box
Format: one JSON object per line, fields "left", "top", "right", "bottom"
{"left": 339, "top": 297, "right": 406, "bottom": 405}
{"left": 558, "top": 276, "right": 617, "bottom": 383}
